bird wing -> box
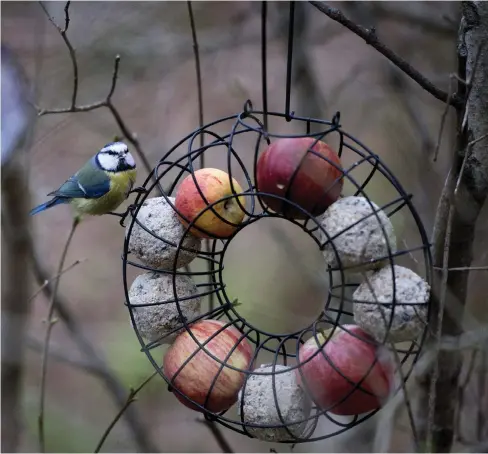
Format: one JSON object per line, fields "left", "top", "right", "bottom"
{"left": 47, "top": 159, "right": 111, "bottom": 199}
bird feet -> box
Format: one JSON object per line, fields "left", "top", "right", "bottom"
{"left": 129, "top": 186, "right": 147, "bottom": 195}
{"left": 108, "top": 187, "right": 148, "bottom": 226}
{"left": 108, "top": 203, "right": 137, "bottom": 227}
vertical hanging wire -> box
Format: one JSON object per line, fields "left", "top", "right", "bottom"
{"left": 187, "top": 1, "right": 204, "bottom": 155}
{"left": 187, "top": 1, "right": 214, "bottom": 312}
{"left": 284, "top": 1, "right": 295, "bottom": 121}
{"left": 261, "top": 1, "right": 268, "bottom": 131}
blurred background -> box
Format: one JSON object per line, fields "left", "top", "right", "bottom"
{"left": 5, "top": 1, "right": 487, "bottom": 452}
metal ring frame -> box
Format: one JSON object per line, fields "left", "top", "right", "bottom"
{"left": 121, "top": 1, "right": 433, "bottom": 444}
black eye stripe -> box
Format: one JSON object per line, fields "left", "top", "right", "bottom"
{"left": 101, "top": 150, "right": 120, "bottom": 156}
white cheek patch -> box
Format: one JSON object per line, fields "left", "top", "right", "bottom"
{"left": 101, "top": 142, "right": 128, "bottom": 154}
{"left": 97, "top": 152, "right": 119, "bottom": 171}
{"left": 125, "top": 152, "right": 136, "bottom": 168}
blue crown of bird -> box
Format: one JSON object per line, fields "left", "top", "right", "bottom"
{"left": 30, "top": 142, "right": 138, "bottom": 219}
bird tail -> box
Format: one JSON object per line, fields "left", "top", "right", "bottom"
{"left": 29, "top": 197, "right": 67, "bottom": 216}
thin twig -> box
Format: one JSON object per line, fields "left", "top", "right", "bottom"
{"left": 433, "top": 76, "right": 455, "bottom": 162}
{"left": 39, "top": 1, "right": 78, "bottom": 107}
{"left": 433, "top": 265, "right": 488, "bottom": 272}
{"left": 29, "top": 249, "right": 158, "bottom": 452}
{"left": 342, "top": 1, "right": 435, "bottom": 154}
{"left": 105, "top": 102, "right": 155, "bottom": 187}
{"left": 309, "top": 1, "right": 463, "bottom": 108}
{"left": 36, "top": 3, "right": 160, "bottom": 194}
{"left": 106, "top": 55, "right": 120, "bottom": 101}
{"left": 426, "top": 203, "right": 454, "bottom": 452}
{"left": 94, "top": 371, "right": 158, "bottom": 453}
{"left": 184, "top": 11, "right": 233, "bottom": 453}
{"left": 38, "top": 217, "right": 79, "bottom": 453}
{"left": 29, "top": 258, "right": 85, "bottom": 302}
{"left": 466, "top": 132, "right": 488, "bottom": 150}
{"left": 424, "top": 132, "right": 486, "bottom": 450}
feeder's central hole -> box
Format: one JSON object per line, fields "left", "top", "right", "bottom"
{"left": 222, "top": 217, "right": 329, "bottom": 335}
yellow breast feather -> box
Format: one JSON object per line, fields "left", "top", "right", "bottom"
{"left": 71, "top": 169, "right": 137, "bottom": 217}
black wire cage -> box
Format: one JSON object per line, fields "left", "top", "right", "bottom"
{"left": 121, "top": 1, "right": 433, "bottom": 444}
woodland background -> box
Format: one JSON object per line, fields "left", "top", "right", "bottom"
{"left": 2, "top": 1, "right": 487, "bottom": 452}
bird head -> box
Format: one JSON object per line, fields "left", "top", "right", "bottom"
{"left": 96, "top": 141, "right": 136, "bottom": 173}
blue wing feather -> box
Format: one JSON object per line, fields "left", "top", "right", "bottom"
{"left": 47, "top": 156, "right": 110, "bottom": 199}
{"left": 30, "top": 155, "right": 111, "bottom": 216}
{"left": 30, "top": 197, "right": 69, "bottom": 215}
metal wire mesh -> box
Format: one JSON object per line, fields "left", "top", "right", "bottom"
{"left": 121, "top": 1, "right": 433, "bottom": 444}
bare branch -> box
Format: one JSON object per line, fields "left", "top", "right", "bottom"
{"left": 105, "top": 102, "right": 155, "bottom": 190}
{"left": 434, "top": 265, "right": 488, "bottom": 272}
{"left": 36, "top": 10, "right": 160, "bottom": 194}
{"left": 433, "top": 76, "right": 455, "bottom": 162}
{"left": 183, "top": 12, "right": 234, "bottom": 454}
{"left": 94, "top": 371, "right": 158, "bottom": 453}
{"left": 417, "top": 4, "right": 488, "bottom": 450}
{"left": 29, "top": 258, "right": 85, "bottom": 302}
{"left": 39, "top": 2, "right": 78, "bottom": 108}
{"left": 29, "top": 250, "right": 158, "bottom": 452}
{"left": 38, "top": 217, "right": 79, "bottom": 453}
{"left": 426, "top": 185, "right": 456, "bottom": 451}
{"left": 309, "top": 1, "right": 463, "bottom": 108}
{"left": 467, "top": 131, "right": 488, "bottom": 149}
{"left": 341, "top": 1, "right": 435, "bottom": 154}
{"left": 61, "top": 1, "right": 70, "bottom": 32}
{"left": 107, "top": 55, "right": 120, "bottom": 101}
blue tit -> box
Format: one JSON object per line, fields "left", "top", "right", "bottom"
{"left": 30, "top": 141, "right": 137, "bottom": 219}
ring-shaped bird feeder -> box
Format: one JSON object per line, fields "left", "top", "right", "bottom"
{"left": 122, "top": 2, "right": 432, "bottom": 444}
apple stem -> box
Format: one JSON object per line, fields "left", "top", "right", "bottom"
{"left": 315, "top": 327, "right": 334, "bottom": 346}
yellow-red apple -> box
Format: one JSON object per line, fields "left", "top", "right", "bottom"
{"left": 163, "top": 319, "right": 253, "bottom": 413}
{"left": 296, "top": 325, "right": 394, "bottom": 415}
{"left": 175, "top": 168, "right": 246, "bottom": 238}
{"left": 256, "top": 137, "right": 343, "bottom": 219}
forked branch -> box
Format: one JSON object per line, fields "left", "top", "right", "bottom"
{"left": 37, "top": 2, "right": 156, "bottom": 188}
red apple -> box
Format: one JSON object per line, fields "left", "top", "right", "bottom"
{"left": 163, "top": 319, "right": 253, "bottom": 413}
{"left": 296, "top": 325, "right": 394, "bottom": 415}
{"left": 256, "top": 137, "right": 343, "bottom": 219}
{"left": 175, "top": 168, "right": 247, "bottom": 238}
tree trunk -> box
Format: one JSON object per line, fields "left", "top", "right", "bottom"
{"left": 416, "top": 2, "right": 488, "bottom": 452}
{"left": 1, "top": 47, "right": 36, "bottom": 453}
